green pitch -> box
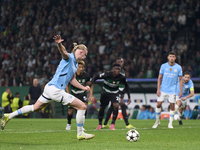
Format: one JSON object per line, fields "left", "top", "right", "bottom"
{"left": 0, "top": 119, "right": 199, "bottom": 150}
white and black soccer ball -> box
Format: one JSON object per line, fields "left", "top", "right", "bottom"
{"left": 126, "top": 129, "right": 140, "bottom": 142}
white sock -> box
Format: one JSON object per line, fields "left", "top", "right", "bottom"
{"left": 169, "top": 110, "right": 175, "bottom": 124}
{"left": 156, "top": 107, "right": 161, "bottom": 122}
{"left": 9, "top": 105, "right": 34, "bottom": 119}
{"left": 76, "top": 110, "right": 86, "bottom": 136}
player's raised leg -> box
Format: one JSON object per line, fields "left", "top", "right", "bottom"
{"left": 1, "top": 101, "right": 47, "bottom": 130}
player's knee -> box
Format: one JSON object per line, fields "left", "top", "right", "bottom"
{"left": 79, "top": 103, "right": 87, "bottom": 110}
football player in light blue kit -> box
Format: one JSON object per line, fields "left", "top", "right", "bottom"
{"left": 1, "top": 35, "right": 95, "bottom": 140}
{"left": 152, "top": 51, "right": 183, "bottom": 129}
{"left": 174, "top": 71, "right": 194, "bottom": 125}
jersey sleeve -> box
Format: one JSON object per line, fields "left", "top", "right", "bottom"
{"left": 189, "top": 80, "right": 194, "bottom": 91}
{"left": 91, "top": 72, "right": 109, "bottom": 83}
{"left": 159, "top": 64, "right": 164, "bottom": 75}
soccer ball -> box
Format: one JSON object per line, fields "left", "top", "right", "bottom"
{"left": 126, "top": 129, "right": 140, "bottom": 142}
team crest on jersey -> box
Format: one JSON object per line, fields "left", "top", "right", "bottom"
{"left": 170, "top": 68, "right": 172, "bottom": 71}
{"left": 185, "top": 85, "right": 188, "bottom": 88}
{"left": 79, "top": 80, "right": 81, "bottom": 82}
{"left": 174, "top": 69, "right": 177, "bottom": 72}
{"left": 113, "top": 81, "right": 115, "bottom": 84}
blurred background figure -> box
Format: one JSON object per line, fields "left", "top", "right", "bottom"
{"left": 28, "top": 78, "right": 41, "bottom": 118}
{"left": 1, "top": 88, "right": 13, "bottom": 113}
{"left": 137, "top": 105, "right": 149, "bottom": 120}
{"left": 148, "top": 107, "right": 156, "bottom": 119}
{"left": 11, "top": 92, "right": 22, "bottom": 118}
{"left": 183, "top": 105, "right": 193, "bottom": 120}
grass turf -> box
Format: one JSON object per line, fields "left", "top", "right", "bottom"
{"left": 0, "top": 118, "right": 199, "bottom": 150}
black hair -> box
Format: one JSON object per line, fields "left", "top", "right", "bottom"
{"left": 116, "top": 57, "right": 123, "bottom": 61}
{"left": 183, "top": 71, "right": 191, "bottom": 76}
{"left": 112, "top": 63, "right": 121, "bottom": 68}
{"left": 168, "top": 51, "right": 176, "bottom": 56}
{"left": 15, "top": 92, "right": 19, "bottom": 96}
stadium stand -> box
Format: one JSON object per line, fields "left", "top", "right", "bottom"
{"left": 1, "top": 0, "right": 200, "bottom": 88}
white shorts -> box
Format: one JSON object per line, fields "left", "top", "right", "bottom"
{"left": 157, "top": 91, "right": 176, "bottom": 103}
{"left": 38, "top": 84, "right": 75, "bottom": 105}
{"left": 176, "top": 96, "right": 187, "bottom": 108}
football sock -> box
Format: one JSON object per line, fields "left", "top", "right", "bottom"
{"left": 98, "top": 107, "right": 105, "bottom": 125}
{"left": 169, "top": 110, "right": 175, "bottom": 124}
{"left": 76, "top": 110, "right": 85, "bottom": 136}
{"left": 67, "top": 114, "right": 73, "bottom": 124}
{"left": 111, "top": 108, "right": 118, "bottom": 124}
{"left": 9, "top": 105, "right": 34, "bottom": 119}
{"left": 104, "top": 106, "right": 113, "bottom": 125}
{"left": 121, "top": 104, "right": 129, "bottom": 125}
{"left": 156, "top": 107, "right": 161, "bottom": 122}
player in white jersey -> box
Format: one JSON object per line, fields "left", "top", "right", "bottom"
{"left": 174, "top": 71, "right": 194, "bottom": 125}
{"left": 1, "top": 35, "right": 95, "bottom": 140}
{"left": 152, "top": 51, "right": 183, "bottom": 129}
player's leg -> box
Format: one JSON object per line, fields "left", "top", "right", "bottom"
{"left": 109, "top": 94, "right": 120, "bottom": 130}
{"left": 119, "top": 94, "right": 135, "bottom": 129}
{"left": 96, "top": 93, "right": 109, "bottom": 129}
{"left": 152, "top": 92, "right": 165, "bottom": 128}
{"left": 168, "top": 93, "right": 176, "bottom": 128}
{"left": 66, "top": 107, "right": 74, "bottom": 130}
{"left": 1, "top": 100, "right": 48, "bottom": 130}
{"left": 103, "top": 104, "right": 113, "bottom": 128}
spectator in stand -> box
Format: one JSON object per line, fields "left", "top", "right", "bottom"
{"left": 148, "top": 107, "right": 156, "bottom": 119}
{"left": 137, "top": 105, "right": 149, "bottom": 120}
{"left": 183, "top": 105, "right": 193, "bottom": 120}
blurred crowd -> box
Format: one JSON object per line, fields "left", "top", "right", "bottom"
{"left": 1, "top": 0, "right": 200, "bottom": 87}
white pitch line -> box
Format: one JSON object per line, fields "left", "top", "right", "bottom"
{"left": 0, "top": 126, "right": 193, "bottom": 134}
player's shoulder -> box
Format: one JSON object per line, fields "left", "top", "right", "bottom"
{"left": 189, "top": 79, "right": 194, "bottom": 84}
{"left": 161, "top": 62, "right": 168, "bottom": 67}
{"left": 175, "top": 63, "right": 182, "bottom": 68}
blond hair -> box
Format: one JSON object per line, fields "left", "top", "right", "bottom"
{"left": 72, "top": 43, "right": 87, "bottom": 53}
{"left": 78, "top": 60, "right": 85, "bottom": 66}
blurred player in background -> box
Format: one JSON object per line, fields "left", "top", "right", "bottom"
{"left": 1, "top": 35, "right": 95, "bottom": 140}
{"left": 103, "top": 57, "right": 135, "bottom": 129}
{"left": 66, "top": 60, "right": 93, "bottom": 130}
{"left": 1, "top": 88, "right": 13, "bottom": 113}
{"left": 174, "top": 71, "right": 194, "bottom": 125}
{"left": 152, "top": 51, "right": 183, "bottom": 129}
{"left": 92, "top": 63, "right": 131, "bottom": 130}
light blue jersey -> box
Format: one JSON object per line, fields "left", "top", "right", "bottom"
{"left": 48, "top": 53, "right": 77, "bottom": 90}
{"left": 160, "top": 62, "right": 182, "bottom": 94}
{"left": 176, "top": 79, "right": 194, "bottom": 97}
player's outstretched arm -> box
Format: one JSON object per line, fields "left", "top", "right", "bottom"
{"left": 53, "top": 35, "right": 69, "bottom": 60}
{"left": 70, "top": 75, "right": 90, "bottom": 92}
